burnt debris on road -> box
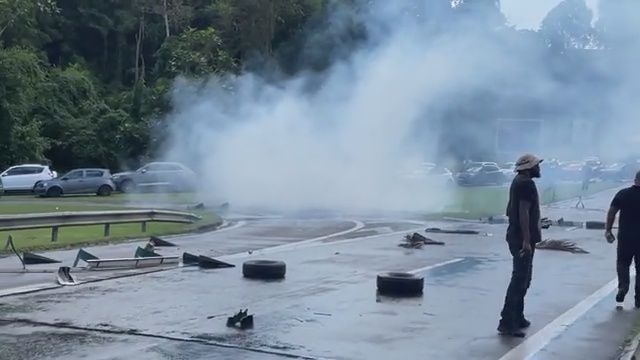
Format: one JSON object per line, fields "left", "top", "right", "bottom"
{"left": 0, "top": 197, "right": 633, "bottom": 360}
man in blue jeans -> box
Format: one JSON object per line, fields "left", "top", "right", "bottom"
{"left": 498, "top": 153, "right": 543, "bottom": 338}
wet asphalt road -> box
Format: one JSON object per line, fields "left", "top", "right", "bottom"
{"left": 0, "top": 187, "right": 636, "bottom": 360}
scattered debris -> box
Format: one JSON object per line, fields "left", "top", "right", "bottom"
{"left": 541, "top": 217, "right": 552, "bottom": 229}
{"left": 56, "top": 266, "right": 78, "bottom": 285}
{"left": 398, "top": 233, "right": 445, "bottom": 249}
{"left": 556, "top": 217, "right": 582, "bottom": 227}
{"left": 376, "top": 272, "right": 424, "bottom": 297}
{"left": 585, "top": 221, "right": 605, "bottom": 230}
{"left": 226, "top": 309, "right": 254, "bottom": 330}
{"left": 425, "top": 227, "right": 480, "bottom": 235}
{"left": 313, "top": 312, "right": 332, "bottom": 316}
{"left": 536, "top": 239, "right": 589, "bottom": 254}
{"left": 187, "top": 203, "right": 206, "bottom": 210}
{"left": 148, "top": 236, "right": 177, "bottom": 247}
{"left": 242, "top": 260, "right": 286, "bottom": 280}
{"left": 22, "top": 252, "right": 61, "bottom": 265}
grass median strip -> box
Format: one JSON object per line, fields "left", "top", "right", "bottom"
{"left": 0, "top": 202, "right": 222, "bottom": 252}
{"left": 438, "top": 181, "right": 620, "bottom": 218}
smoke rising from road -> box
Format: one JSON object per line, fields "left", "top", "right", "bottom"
{"left": 160, "top": 0, "right": 637, "bottom": 213}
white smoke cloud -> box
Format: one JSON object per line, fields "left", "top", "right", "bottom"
{"left": 159, "top": 0, "right": 636, "bottom": 214}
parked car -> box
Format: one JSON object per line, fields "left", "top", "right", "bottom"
{"left": 0, "top": 164, "right": 57, "bottom": 194}
{"left": 111, "top": 162, "right": 197, "bottom": 193}
{"left": 402, "top": 163, "right": 454, "bottom": 185}
{"left": 559, "top": 161, "right": 583, "bottom": 181}
{"left": 456, "top": 162, "right": 507, "bottom": 186}
{"left": 600, "top": 163, "right": 636, "bottom": 182}
{"left": 0, "top": 176, "right": 3, "bottom": 198}
{"left": 34, "top": 168, "right": 116, "bottom": 197}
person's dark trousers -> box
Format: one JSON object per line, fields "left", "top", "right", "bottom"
{"left": 500, "top": 241, "right": 535, "bottom": 327}
{"left": 616, "top": 241, "right": 640, "bottom": 302}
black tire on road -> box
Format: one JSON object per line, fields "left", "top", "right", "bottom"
{"left": 97, "top": 185, "right": 112, "bottom": 196}
{"left": 46, "top": 187, "right": 62, "bottom": 198}
{"left": 585, "top": 221, "right": 605, "bottom": 230}
{"left": 376, "top": 272, "right": 424, "bottom": 296}
{"left": 242, "top": 260, "right": 286, "bottom": 280}
{"left": 120, "top": 180, "right": 135, "bottom": 193}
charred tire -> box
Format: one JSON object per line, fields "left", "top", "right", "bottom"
{"left": 242, "top": 260, "right": 286, "bottom": 280}
{"left": 376, "top": 272, "right": 424, "bottom": 296}
{"left": 97, "top": 185, "right": 112, "bottom": 196}
{"left": 46, "top": 187, "right": 62, "bottom": 198}
{"left": 120, "top": 180, "right": 135, "bottom": 193}
{"left": 585, "top": 221, "right": 605, "bottom": 230}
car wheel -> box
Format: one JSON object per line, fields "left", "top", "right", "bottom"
{"left": 376, "top": 272, "right": 424, "bottom": 297}
{"left": 97, "top": 185, "right": 112, "bottom": 197}
{"left": 46, "top": 187, "right": 62, "bottom": 198}
{"left": 242, "top": 260, "right": 286, "bottom": 280}
{"left": 120, "top": 180, "right": 135, "bottom": 193}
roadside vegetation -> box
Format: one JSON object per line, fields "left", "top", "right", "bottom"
{"left": 0, "top": 202, "right": 222, "bottom": 252}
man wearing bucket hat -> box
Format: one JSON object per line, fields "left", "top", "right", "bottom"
{"left": 498, "top": 153, "right": 543, "bottom": 337}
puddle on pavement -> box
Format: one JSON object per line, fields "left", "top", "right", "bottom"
{"left": 0, "top": 324, "right": 116, "bottom": 360}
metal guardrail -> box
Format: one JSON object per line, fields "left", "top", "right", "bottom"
{"left": 0, "top": 210, "right": 201, "bottom": 242}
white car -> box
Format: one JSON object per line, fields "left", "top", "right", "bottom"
{"left": 0, "top": 164, "right": 57, "bottom": 193}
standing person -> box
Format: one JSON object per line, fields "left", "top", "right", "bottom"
{"left": 498, "top": 153, "right": 543, "bottom": 338}
{"left": 605, "top": 171, "right": 640, "bottom": 309}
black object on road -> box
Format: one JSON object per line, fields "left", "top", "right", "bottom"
{"left": 226, "top": 309, "right": 254, "bottom": 330}
{"left": 242, "top": 260, "right": 286, "bottom": 280}
{"left": 376, "top": 272, "right": 424, "bottom": 297}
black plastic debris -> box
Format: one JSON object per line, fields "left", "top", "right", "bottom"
{"left": 398, "top": 233, "right": 445, "bottom": 249}
{"left": 198, "top": 255, "right": 235, "bottom": 269}
{"left": 585, "top": 221, "right": 605, "bottom": 230}
{"left": 73, "top": 248, "right": 99, "bottom": 267}
{"left": 187, "top": 203, "right": 206, "bottom": 210}
{"left": 556, "top": 218, "right": 580, "bottom": 227}
{"left": 182, "top": 252, "right": 199, "bottom": 265}
{"left": 425, "top": 227, "right": 480, "bottom": 235}
{"left": 541, "top": 217, "right": 552, "bottom": 229}
{"left": 134, "top": 246, "right": 161, "bottom": 258}
{"left": 536, "top": 239, "right": 589, "bottom": 254}
{"left": 23, "top": 252, "right": 61, "bottom": 265}
{"left": 226, "top": 309, "right": 254, "bottom": 330}
{"left": 149, "top": 236, "right": 176, "bottom": 247}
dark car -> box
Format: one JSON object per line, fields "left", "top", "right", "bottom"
{"left": 111, "top": 162, "right": 197, "bottom": 193}
{"left": 456, "top": 162, "right": 506, "bottom": 186}
{"left": 34, "top": 168, "right": 116, "bottom": 197}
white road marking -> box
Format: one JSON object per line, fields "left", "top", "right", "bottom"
{"left": 218, "top": 220, "right": 365, "bottom": 260}
{"left": 0, "top": 283, "right": 61, "bottom": 297}
{"left": 498, "top": 277, "right": 619, "bottom": 360}
{"left": 407, "top": 258, "right": 465, "bottom": 274}
{"left": 166, "top": 220, "right": 248, "bottom": 240}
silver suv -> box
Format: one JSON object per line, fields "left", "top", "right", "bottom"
{"left": 111, "top": 162, "right": 197, "bottom": 193}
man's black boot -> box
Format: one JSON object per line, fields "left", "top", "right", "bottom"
{"left": 518, "top": 318, "right": 531, "bottom": 329}
{"left": 498, "top": 321, "right": 526, "bottom": 338}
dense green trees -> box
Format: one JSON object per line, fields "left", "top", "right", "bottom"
{"left": 0, "top": 0, "right": 629, "bottom": 170}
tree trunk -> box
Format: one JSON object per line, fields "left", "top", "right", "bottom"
{"left": 135, "top": 14, "right": 145, "bottom": 83}
{"left": 163, "top": 0, "right": 170, "bottom": 37}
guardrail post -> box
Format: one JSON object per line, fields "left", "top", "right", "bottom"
{"left": 141, "top": 221, "right": 147, "bottom": 233}
{"left": 103, "top": 223, "right": 110, "bottom": 237}
{"left": 51, "top": 227, "right": 59, "bottom": 242}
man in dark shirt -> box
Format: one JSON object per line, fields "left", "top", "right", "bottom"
{"left": 605, "top": 171, "right": 640, "bottom": 309}
{"left": 498, "top": 153, "right": 543, "bottom": 338}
